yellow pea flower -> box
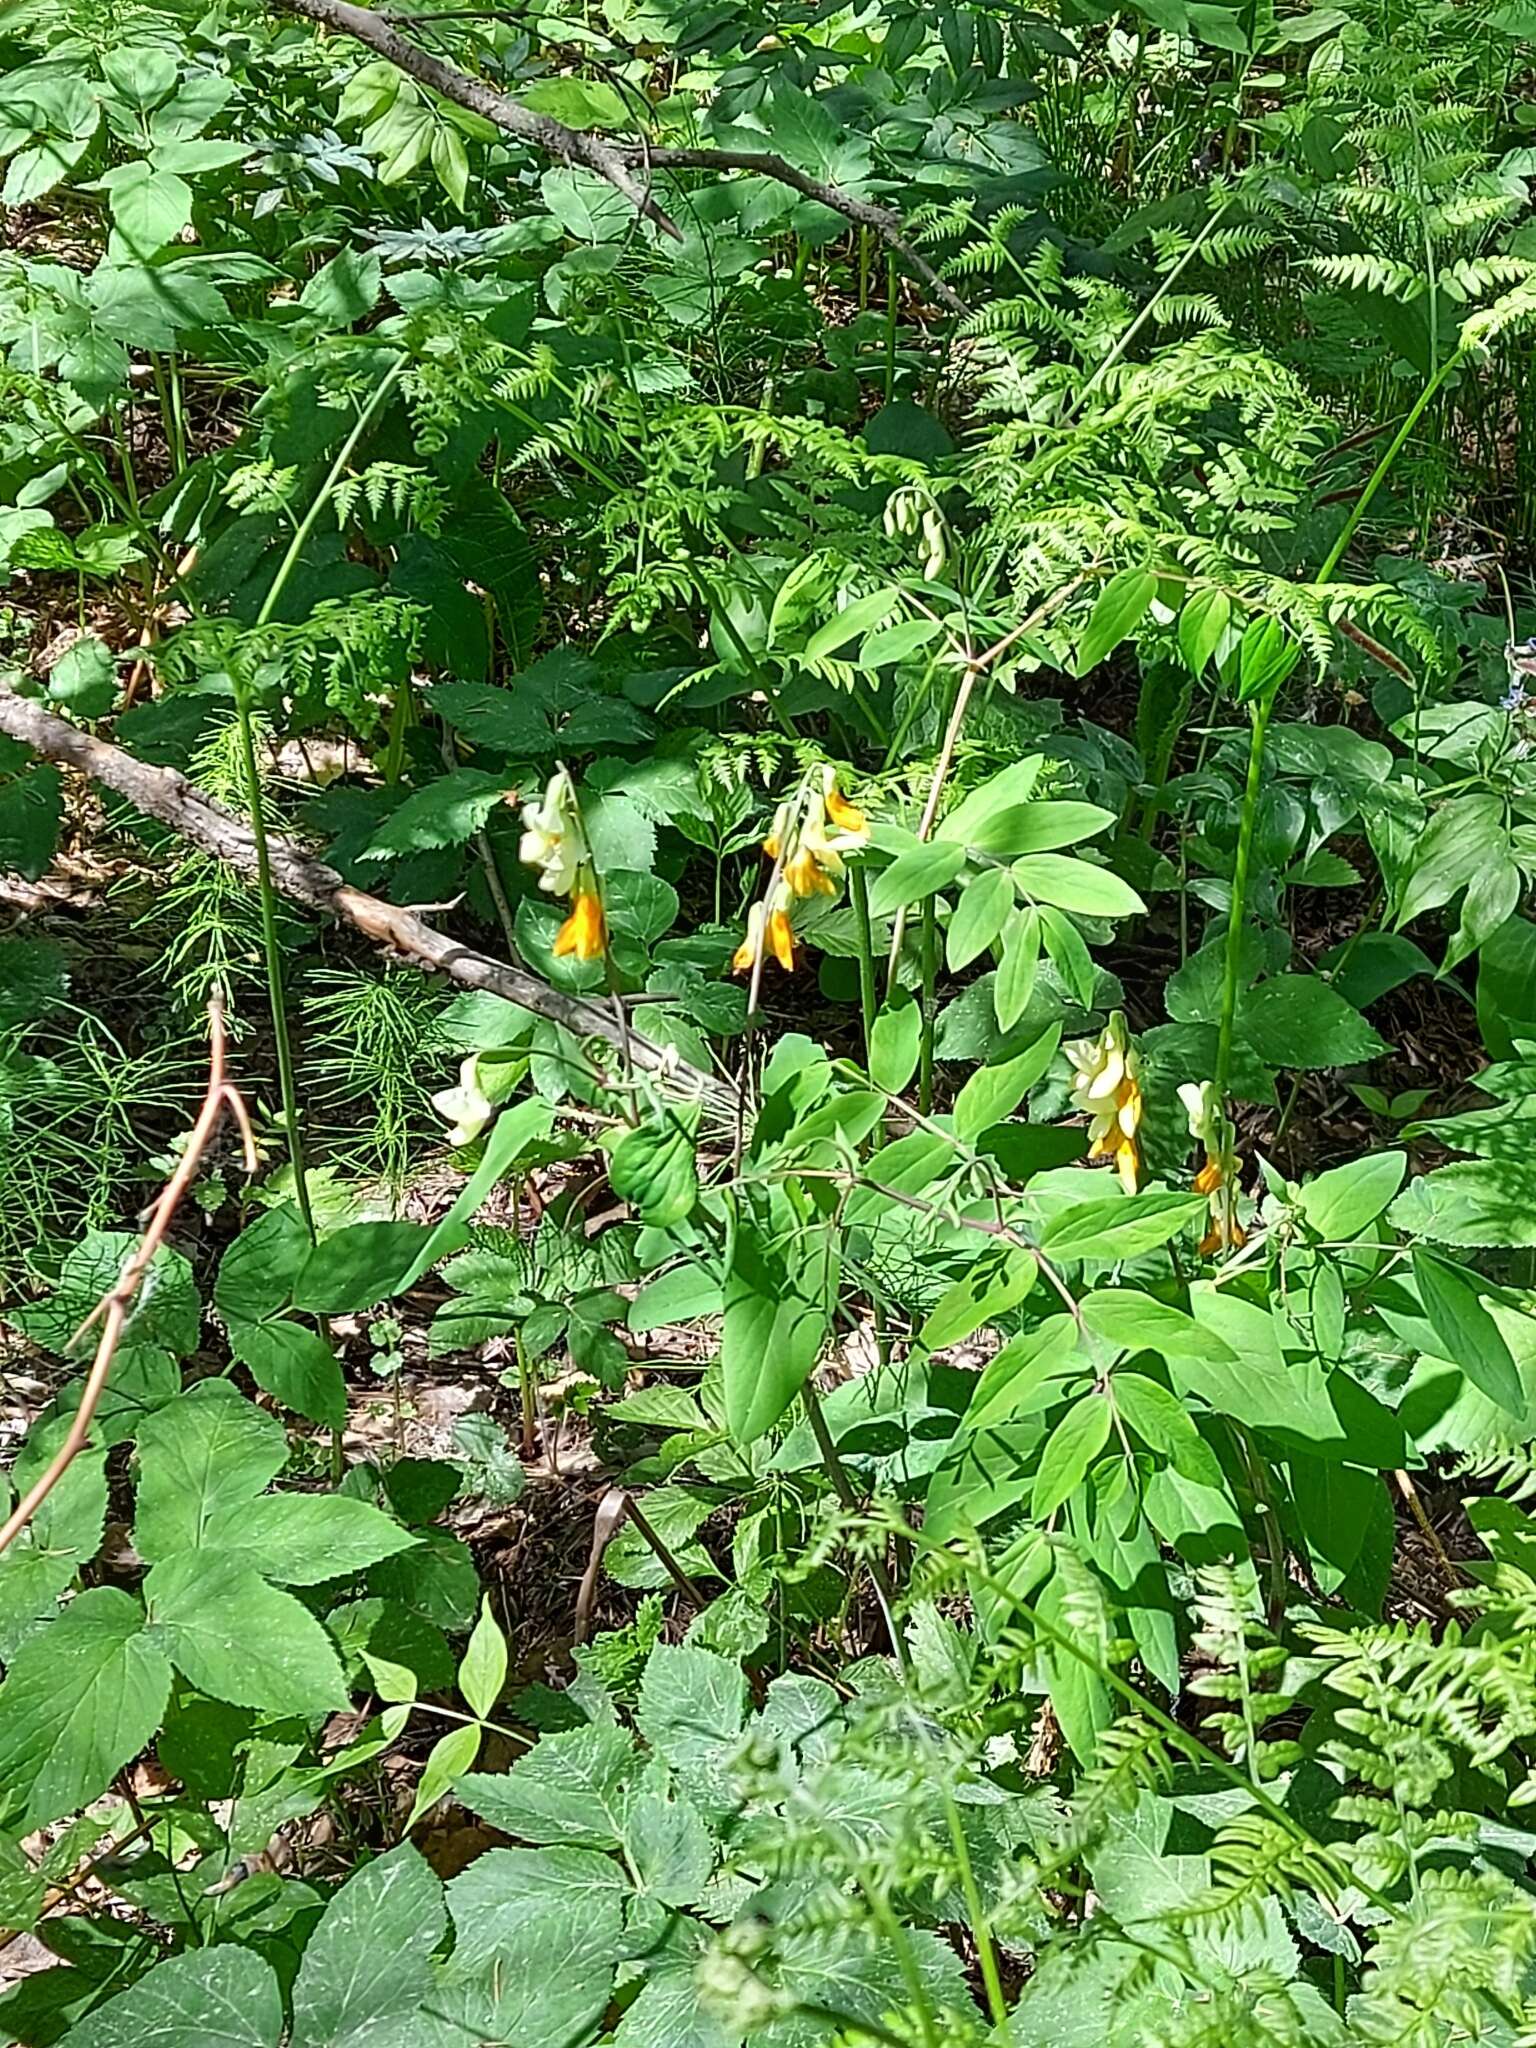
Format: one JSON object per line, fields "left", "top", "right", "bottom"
{"left": 1179, "top": 1079, "right": 1246, "bottom": 1253}
{"left": 1065, "top": 1011, "right": 1143, "bottom": 1196}
{"left": 553, "top": 888, "right": 607, "bottom": 961}
{"left": 520, "top": 766, "right": 588, "bottom": 897}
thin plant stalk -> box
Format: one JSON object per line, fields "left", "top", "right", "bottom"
{"left": 850, "top": 864, "right": 879, "bottom": 1068}
{"left": 919, "top": 895, "right": 937, "bottom": 1115}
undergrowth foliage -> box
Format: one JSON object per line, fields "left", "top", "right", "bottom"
{"left": 5, "top": 0, "right": 1536, "bottom": 2038}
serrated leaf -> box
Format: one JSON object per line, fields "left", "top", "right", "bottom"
{"left": 360, "top": 770, "right": 510, "bottom": 860}
{"left": 62, "top": 1944, "right": 283, "bottom": 2048}
{"left": 459, "top": 1722, "right": 643, "bottom": 1847}
{"left": 0, "top": 1586, "right": 172, "bottom": 1830}
{"left": 145, "top": 1551, "right": 349, "bottom": 1716}
{"left": 290, "top": 1843, "right": 446, "bottom": 2047}
{"left": 208, "top": 1494, "right": 418, "bottom": 1585}
{"left": 133, "top": 1382, "right": 288, "bottom": 1563}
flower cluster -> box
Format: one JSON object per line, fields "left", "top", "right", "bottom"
{"left": 1065, "top": 1012, "right": 1143, "bottom": 1195}
{"left": 732, "top": 768, "right": 867, "bottom": 976}
{"left": 519, "top": 766, "right": 606, "bottom": 961}
{"left": 1179, "top": 1078, "right": 1247, "bottom": 1254}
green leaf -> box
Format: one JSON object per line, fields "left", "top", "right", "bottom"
{"left": 722, "top": 1207, "right": 835, "bottom": 1443}
{"left": 95, "top": 159, "right": 191, "bottom": 247}
{"left": 919, "top": 1245, "right": 1037, "bottom": 1351}
{"left": 290, "top": 1844, "right": 446, "bottom": 2048}
{"left": 229, "top": 1319, "right": 347, "bottom": 1429}
{"left": 1295, "top": 1151, "right": 1407, "bottom": 1238}
{"left": 609, "top": 1111, "right": 698, "bottom": 1228}
{"left": 459, "top": 1722, "right": 642, "bottom": 1848}
{"left": 998, "top": 801, "right": 1117, "bottom": 854}
{"left": 132, "top": 1383, "right": 288, "bottom": 1563}
{"left": 145, "top": 1551, "right": 349, "bottom": 1716}
{"left": 869, "top": 988, "right": 922, "bottom": 1093}
{"left": 0, "top": 933, "right": 67, "bottom": 1027}
{"left": 1111, "top": 1373, "right": 1226, "bottom": 1488}
{"left": 1011, "top": 854, "right": 1145, "bottom": 918}
{"left": 1477, "top": 915, "right": 1536, "bottom": 1062}
{"left": 459, "top": 1595, "right": 508, "bottom": 1721}
{"left": 0, "top": 764, "right": 62, "bottom": 879}
{"left": 1413, "top": 1250, "right": 1524, "bottom": 1414}
{"left": 1033, "top": 1394, "right": 1113, "bottom": 1517}
{"left": 635, "top": 1641, "right": 747, "bottom": 1811}
{"left": 62, "top": 1945, "right": 282, "bottom": 2048}
{"left": 0, "top": 1587, "right": 172, "bottom": 1830}
{"left": 292, "top": 1220, "right": 434, "bottom": 1314}
{"left": 1389, "top": 1157, "right": 1536, "bottom": 1247}
{"left": 994, "top": 905, "right": 1041, "bottom": 1032}
{"left": 521, "top": 76, "right": 632, "bottom": 128}
{"left": 361, "top": 770, "right": 510, "bottom": 861}
{"left": 943, "top": 759, "right": 1043, "bottom": 846}
{"left": 1042, "top": 1192, "right": 1208, "bottom": 1261}
{"left": 867, "top": 839, "right": 965, "bottom": 917}
{"left": 1235, "top": 615, "right": 1299, "bottom": 702}
{"left": 946, "top": 865, "right": 1014, "bottom": 971}
{"left": 953, "top": 1024, "right": 1061, "bottom": 1140}
{"left": 216, "top": 1205, "right": 308, "bottom": 1323}
{"left": 0, "top": 1446, "right": 106, "bottom": 1657}
{"left": 1177, "top": 587, "right": 1231, "bottom": 675}
{"left": 299, "top": 245, "right": 383, "bottom": 328}
{"left": 804, "top": 586, "right": 901, "bottom": 660}
{"left": 47, "top": 634, "right": 115, "bottom": 716}
{"left": 1076, "top": 568, "right": 1157, "bottom": 674}
{"left": 1239, "top": 975, "right": 1387, "bottom": 1070}
{"left": 406, "top": 1721, "right": 482, "bottom": 1830}
{"left": 208, "top": 1494, "right": 418, "bottom": 1584}
{"left": 1080, "top": 1290, "right": 1236, "bottom": 1364}
{"left": 1039, "top": 905, "right": 1099, "bottom": 1010}
{"left": 964, "top": 1315, "right": 1083, "bottom": 1432}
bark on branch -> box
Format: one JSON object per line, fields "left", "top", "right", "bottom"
{"left": 0, "top": 684, "right": 728, "bottom": 1106}
{"left": 274, "top": 0, "right": 967, "bottom": 316}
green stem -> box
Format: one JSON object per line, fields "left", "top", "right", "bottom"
{"left": 229, "top": 663, "right": 316, "bottom": 1244}
{"left": 883, "top": 255, "right": 899, "bottom": 404}
{"left": 941, "top": 1787, "right": 1012, "bottom": 2036}
{"left": 850, "top": 865, "right": 878, "bottom": 1070}
{"left": 919, "top": 895, "right": 937, "bottom": 1115}
{"left": 1213, "top": 351, "right": 1462, "bottom": 1100}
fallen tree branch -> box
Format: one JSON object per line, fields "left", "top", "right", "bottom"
{"left": 0, "top": 685, "right": 728, "bottom": 1106}
{"left": 0, "top": 997, "right": 256, "bottom": 1558}
{"left": 275, "top": 0, "right": 967, "bottom": 316}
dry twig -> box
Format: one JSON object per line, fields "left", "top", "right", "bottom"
{"left": 0, "top": 998, "right": 256, "bottom": 1557}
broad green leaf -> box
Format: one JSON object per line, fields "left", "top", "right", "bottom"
{"left": 867, "top": 839, "right": 965, "bottom": 917}
{"left": 206, "top": 1494, "right": 417, "bottom": 1584}
{"left": 96, "top": 159, "right": 192, "bottom": 248}
{"left": 1076, "top": 568, "right": 1157, "bottom": 674}
{"left": 1033, "top": 1395, "right": 1114, "bottom": 1517}
{"left": 292, "top": 1220, "right": 434, "bottom": 1314}
{"left": 997, "top": 801, "right": 1117, "bottom": 854}
{"left": 1080, "top": 1290, "right": 1236, "bottom": 1364}
{"left": 47, "top": 634, "right": 115, "bottom": 716}
{"left": 1477, "top": 914, "right": 1536, "bottom": 1062}
{"left": 459, "top": 1722, "right": 642, "bottom": 1847}
{"left": 964, "top": 1315, "right": 1083, "bottom": 1432}
{"left": 1111, "top": 1373, "right": 1226, "bottom": 1488}
{"left": 522, "top": 76, "right": 631, "bottom": 127}
{"left": 63, "top": 1944, "right": 282, "bottom": 2048}
{"left": 919, "top": 1244, "right": 1037, "bottom": 1350}
{"left": 953, "top": 1024, "right": 1061, "bottom": 1140}
{"left": 1011, "top": 854, "right": 1145, "bottom": 918}
{"left": 1042, "top": 1192, "right": 1207, "bottom": 1261}
{"left": 401, "top": 1097, "right": 555, "bottom": 1288}
{"left": 610, "top": 1111, "right": 698, "bottom": 1227}
{"left": 0, "top": 764, "right": 62, "bottom": 880}
{"left": 721, "top": 1207, "right": 835, "bottom": 1442}
{"left": 1039, "top": 904, "right": 1099, "bottom": 1009}
{"left": 804, "top": 586, "right": 901, "bottom": 660}
{"left": 1389, "top": 1157, "right": 1536, "bottom": 1247}
{"left": 1235, "top": 615, "right": 1299, "bottom": 701}
{"left": 133, "top": 1382, "right": 288, "bottom": 1562}
{"left": 0, "top": 1587, "right": 171, "bottom": 1830}
{"left": 1239, "top": 975, "right": 1387, "bottom": 1070}
{"left": 942, "top": 758, "right": 1044, "bottom": 846}
{"left": 444, "top": 1846, "right": 626, "bottom": 1970}
{"left": 216, "top": 1205, "right": 309, "bottom": 1323}
{"left": 1177, "top": 587, "right": 1230, "bottom": 675}
{"left": 229, "top": 1319, "right": 347, "bottom": 1429}
{"left": 869, "top": 988, "right": 922, "bottom": 1093}
{"left": 145, "top": 1551, "right": 349, "bottom": 1716}
{"left": 299, "top": 245, "right": 383, "bottom": 326}
{"left": 1295, "top": 1151, "right": 1407, "bottom": 1238}
{"left": 1413, "top": 1250, "right": 1524, "bottom": 1413}
{"left": 0, "top": 1444, "right": 106, "bottom": 1657}
{"left": 459, "top": 1595, "right": 508, "bottom": 1721}
{"left": 290, "top": 1844, "right": 446, "bottom": 2048}
{"left": 0, "top": 933, "right": 67, "bottom": 1027}
{"left": 994, "top": 905, "right": 1041, "bottom": 1032}
{"left": 636, "top": 1642, "right": 748, "bottom": 1818}
{"left": 946, "top": 865, "right": 1013, "bottom": 971}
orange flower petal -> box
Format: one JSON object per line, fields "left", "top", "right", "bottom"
{"left": 767, "top": 908, "right": 797, "bottom": 971}
{"left": 825, "top": 785, "right": 866, "bottom": 834}
{"left": 553, "top": 891, "right": 606, "bottom": 960}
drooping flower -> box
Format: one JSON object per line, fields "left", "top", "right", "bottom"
{"left": 1179, "top": 1078, "right": 1247, "bottom": 1254}
{"left": 733, "top": 770, "right": 868, "bottom": 977}
{"left": 431, "top": 1051, "right": 523, "bottom": 1147}
{"left": 1065, "top": 1011, "right": 1142, "bottom": 1195}
{"left": 519, "top": 766, "right": 588, "bottom": 898}
{"left": 553, "top": 889, "right": 606, "bottom": 961}
{"left": 732, "top": 891, "right": 797, "bottom": 974}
